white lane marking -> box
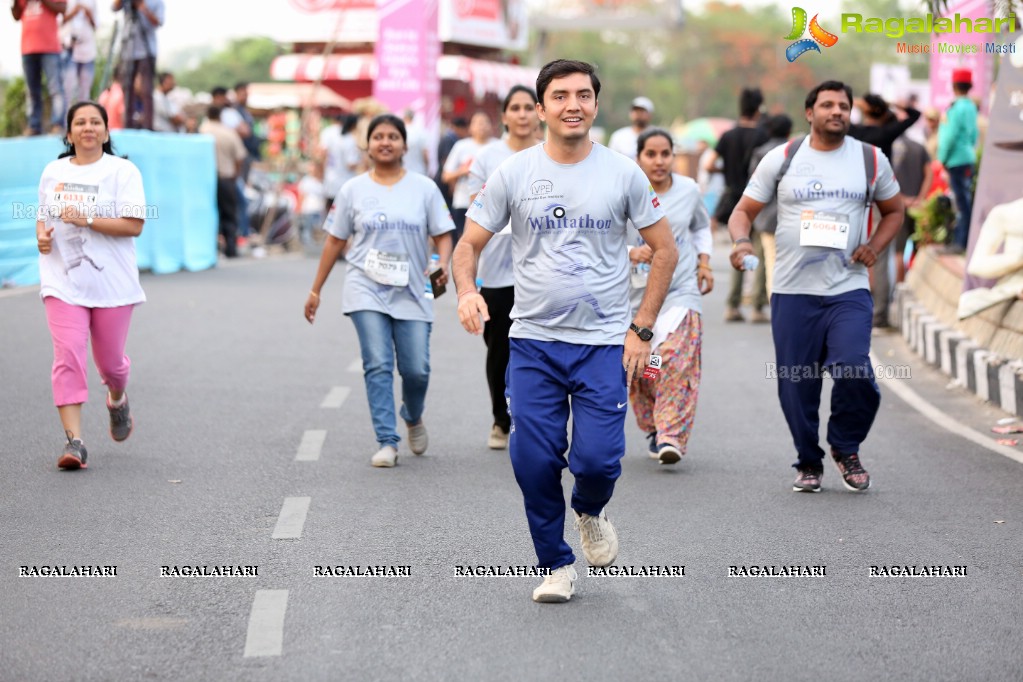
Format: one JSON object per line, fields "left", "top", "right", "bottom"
{"left": 295, "top": 430, "right": 327, "bottom": 462}
{"left": 872, "top": 352, "right": 1023, "bottom": 465}
{"left": 271, "top": 497, "right": 311, "bottom": 539}
{"left": 347, "top": 358, "right": 362, "bottom": 373}
{"left": 320, "top": 386, "right": 350, "bottom": 409}
{"left": 243, "top": 589, "right": 289, "bottom": 657}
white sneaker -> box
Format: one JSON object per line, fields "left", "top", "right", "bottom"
{"left": 658, "top": 443, "right": 682, "bottom": 465}
{"left": 574, "top": 510, "right": 619, "bottom": 567}
{"left": 531, "top": 565, "right": 577, "bottom": 603}
{"left": 487, "top": 424, "right": 509, "bottom": 450}
{"left": 371, "top": 445, "right": 398, "bottom": 468}
{"left": 406, "top": 421, "right": 428, "bottom": 455}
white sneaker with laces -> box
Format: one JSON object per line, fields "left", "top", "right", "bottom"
{"left": 574, "top": 509, "right": 619, "bottom": 567}
{"left": 406, "top": 421, "right": 428, "bottom": 455}
{"left": 487, "top": 424, "right": 509, "bottom": 450}
{"left": 532, "top": 565, "right": 578, "bottom": 603}
{"left": 658, "top": 443, "right": 682, "bottom": 465}
{"left": 371, "top": 445, "right": 398, "bottom": 468}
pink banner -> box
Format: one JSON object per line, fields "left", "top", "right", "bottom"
{"left": 928, "top": 0, "right": 995, "bottom": 115}
{"left": 374, "top": 0, "right": 441, "bottom": 172}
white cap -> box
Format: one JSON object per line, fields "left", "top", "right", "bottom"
{"left": 631, "top": 96, "right": 654, "bottom": 113}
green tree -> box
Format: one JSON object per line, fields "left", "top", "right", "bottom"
{"left": 1, "top": 78, "right": 28, "bottom": 137}
{"left": 175, "top": 37, "right": 283, "bottom": 94}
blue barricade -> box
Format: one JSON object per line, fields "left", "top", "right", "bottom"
{"left": 0, "top": 130, "right": 218, "bottom": 287}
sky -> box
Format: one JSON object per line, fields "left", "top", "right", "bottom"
{"left": 0, "top": 0, "right": 901, "bottom": 80}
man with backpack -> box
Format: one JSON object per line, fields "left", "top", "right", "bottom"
{"left": 727, "top": 81, "right": 904, "bottom": 494}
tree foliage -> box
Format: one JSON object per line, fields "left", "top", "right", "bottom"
{"left": 1, "top": 78, "right": 28, "bottom": 137}
{"left": 533, "top": 0, "right": 936, "bottom": 133}
{"left": 175, "top": 37, "right": 283, "bottom": 94}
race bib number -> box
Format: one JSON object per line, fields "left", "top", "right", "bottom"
{"left": 799, "top": 210, "right": 850, "bottom": 249}
{"left": 642, "top": 354, "right": 662, "bottom": 380}
{"left": 364, "top": 249, "right": 410, "bottom": 287}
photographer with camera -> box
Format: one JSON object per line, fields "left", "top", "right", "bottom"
{"left": 112, "top": 0, "right": 163, "bottom": 130}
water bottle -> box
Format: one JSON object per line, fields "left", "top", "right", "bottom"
{"left": 630, "top": 263, "right": 650, "bottom": 289}
{"left": 425, "top": 253, "right": 441, "bottom": 299}
{"left": 742, "top": 254, "right": 760, "bottom": 272}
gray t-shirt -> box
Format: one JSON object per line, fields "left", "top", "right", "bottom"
{"left": 467, "top": 139, "right": 520, "bottom": 289}
{"left": 628, "top": 174, "right": 711, "bottom": 314}
{"left": 744, "top": 136, "right": 899, "bottom": 296}
{"left": 326, "top": 172, "right": 454, "bottom": 322}
{"left": 467, "top": 143, "right": 664, "bottom": 345}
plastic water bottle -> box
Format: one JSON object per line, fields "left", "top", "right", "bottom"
{"left": 742, "top": 254, "right": 760, "bottom": 272}
{"left": 425, "top": 253, "right": 441, "bottom": 299}
{"left": 630, "top": 263, "right": 650, "bottom": 289}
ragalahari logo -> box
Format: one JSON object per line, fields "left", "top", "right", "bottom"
{"left": 784, "top": 7, "right": 839, "bottom": 62}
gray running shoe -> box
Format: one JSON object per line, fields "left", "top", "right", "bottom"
{"left": 58, "top": 431, "right": 88, "bottom": 470}
{"left": 107, "top": 394, "right": 133, "bottom": 442}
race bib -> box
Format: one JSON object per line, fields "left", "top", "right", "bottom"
{"left": 642, "top": 354, "right": 662, "bottom": 380}
{"left": 364, "top": 249, "right": 410, "bottom": 287}
{"left": 51, "top": 181, "right": 99, "bottom": 225}
{"left": 799, "top": 210, "right": 850, "bottom": 249}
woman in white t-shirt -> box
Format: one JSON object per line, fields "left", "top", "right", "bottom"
{"left": 305, "top": 114, "right": 454, "bottom": 468}
{"left": 36, "top": 101, "right": 147, "bottom": 470}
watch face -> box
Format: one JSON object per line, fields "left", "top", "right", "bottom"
{"left": 639, "top": 328, "right": 653, "bottom": 341}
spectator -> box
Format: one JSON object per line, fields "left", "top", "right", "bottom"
{"left": 60, "top": 0, "right": 96, "bottom": 105}
{"left": 705, "top": 87, "right": 769, "bottom": 322}
{"left": 321, "top": 113, "right": 361, "bottom": 215}
{"left": 113, "top": 0, "right": 164, "bottom": 130}
{"left": 199, "top": 105, "right": 246, "bottom": 258}
{"left": 296, "top": 160, "right": 325, "bottom": 247}
{"left": 96, "top": 63, "right": 124, "bottom": 129}
{"left": 442, "top": 111, "right": 494, "bottom": 245}
{"left": 211, "top": 85, "right": 252, "bottom": 238}
{"left": 12, "top": 0, "right": 67, "bottom": 136}
{"left": 891, "top": 134, "right": 932, "bottom": 284}
{"left": 152, "top": 71, "right": 183, "bottom": 132}
{"left": 402, "top": 108, "right": 430, "bottom": 176}
{"left": 607, "top": 96, "right": 654, "bottom": 160}
{"left": 937, "top": 68, "right": 979, "bottom": 254}
{"left": 434, "top": 116, "right": 468, "bottom": 209}
{"left": 747, "top": 113, "right": 793, "bottom": 298}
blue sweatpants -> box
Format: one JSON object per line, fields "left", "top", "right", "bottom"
{"left": 770, "top": 289, "right": 881, "bottom": 472}
{"left": 507, "top": 339, "right": 628, "bottom": 570}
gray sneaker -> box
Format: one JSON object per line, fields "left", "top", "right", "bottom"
{"left": 57, "top": 431, "right": 88, "bottom": 470}
{"left": 107, "top": 393, "right": 133, "bottom": 442}
{"left": 574, "top": 509, "right": 619, "bottom": 567}
{"left": 532, "top": 565, "right": 577, "bottom": 603}
{"left": 406, "top": 420, "right": 428, "bottom": 455}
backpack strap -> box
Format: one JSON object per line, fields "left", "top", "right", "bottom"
{"left": 861, "top": 141, "right": 878, "bottom": 237}
{"left": 773, "top": 135, "right": 806, "bottom": 197}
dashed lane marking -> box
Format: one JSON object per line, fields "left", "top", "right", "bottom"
{"left": 320, "top": 386, "right": 350, "bottom": 409}
{"left": 243, "top": 589, "right": 289, "bottom": 657}
{"left": 295, "top": 430, "right": 327, "bottom": 462}
{"left": 271, "top": 497, "right": 311, "bottom": 539}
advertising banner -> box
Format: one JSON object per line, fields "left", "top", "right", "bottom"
{"left": 439, "top": 0, "right": 528, "bottom": 51}
{"left": 928, "top": 0, "right": 995, "bottom": 115}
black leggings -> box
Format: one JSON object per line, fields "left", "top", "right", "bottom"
{"left": 481, "top": 286, "right": 514, "bottom": 431}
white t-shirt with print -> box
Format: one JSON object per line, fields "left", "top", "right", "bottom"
{"left": 443, "top": 137, "right": 486, "bottom": 209}
{"left": 743, "top": 136, "right": 899, "bottom": 296}
{"left": 325, "top": 172, "right": 454, "bottom": 322}
{"left": 467, "top": 138, "right": 523, "bottom": 289}
{"left": 62, "top": 0, "right": 97, "bottom": 62}
{"left": 467, "top": 143, "right": 664, "bottom": 345}
{"left": 37, "top": 154, "right": 147, "bottom": 307}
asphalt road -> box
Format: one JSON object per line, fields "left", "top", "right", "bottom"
{"left": 2, "top": 248, "right": 1021, "bottom": 681}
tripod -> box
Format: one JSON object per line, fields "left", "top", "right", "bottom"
{"left": 108, "top": 1, "right": 155, "bottom": 129}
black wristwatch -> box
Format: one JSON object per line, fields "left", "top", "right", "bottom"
{"left": 630, "top": 322, "right": 653, "bottom": 342}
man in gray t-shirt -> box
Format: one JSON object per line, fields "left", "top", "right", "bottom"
{"left": 728, "top": 80, "right": 903, "bottom": 496}
{"left": 453, "top": 60, "right": 678, "bottom": 604}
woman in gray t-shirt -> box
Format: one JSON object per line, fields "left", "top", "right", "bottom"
{"left": 304, "top": 114, "right": 455, "bottom": 468}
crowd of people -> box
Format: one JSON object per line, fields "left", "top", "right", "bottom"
{"left": 30, "top": 48, "right": 984, "bottom": 604}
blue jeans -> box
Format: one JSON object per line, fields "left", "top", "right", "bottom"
{"left": 349, "top": 311, "right": 431, "bottom": 448}
{"left": 946, "top": 164, "right": 974, "bottom": 250}
{"left": 61, "top": 49, "right": 95, "bottom": 104}
{"left": 22, "top": 52, "right": 65, "bottom": 133}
